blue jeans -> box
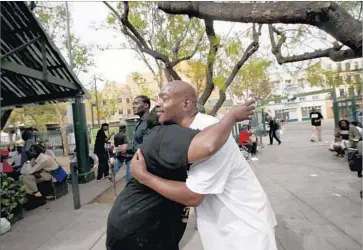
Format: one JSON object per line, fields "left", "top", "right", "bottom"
{"left": 114, "top": 157, "right": 132, "bottom": 181}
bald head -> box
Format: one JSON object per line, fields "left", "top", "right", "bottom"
{"left": 156, "top": 80, "right": 199, "bottom": 126}
{"left": 163, "top": 80, "right": 198, "bottom": 104}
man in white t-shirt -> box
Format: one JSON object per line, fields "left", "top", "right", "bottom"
{"left": 131, "top": 81, "right": 277, "bottom": 250}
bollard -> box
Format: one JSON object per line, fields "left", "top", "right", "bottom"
{"left": 70, "top": 160, "right": 81, "bottom": 209}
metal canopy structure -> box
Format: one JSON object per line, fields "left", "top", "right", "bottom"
{"left": 0, "top": 1, "right": 87, "bottom": 112}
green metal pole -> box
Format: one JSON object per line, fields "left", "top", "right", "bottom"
{"left": 72, "top": 96, "right": 95, "bottom": 183}
{"left": 125, "top": 118, "right": 137, "bottom": 142}
{"left": 332, "top": 84, "right": 339, "bottom": 127}
{"left": 350, "top": 87, "right": 357, "bottom": 122}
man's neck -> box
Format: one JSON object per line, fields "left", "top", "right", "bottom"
{"left": 139, "top": 111, "right": 149, "bottom": 120}
{"left": 179, "top": 111, "right": 199, "bottom": 128}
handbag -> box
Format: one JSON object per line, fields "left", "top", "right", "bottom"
{"left": 51, "top": 166, "right": 68, "bottom": 183}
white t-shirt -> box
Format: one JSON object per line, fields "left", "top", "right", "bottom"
{"left": 186, "top": 113, "right": 277, "bottom": 250}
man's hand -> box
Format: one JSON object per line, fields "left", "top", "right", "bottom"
{"left": 130, "top": 149, "right": 150, "bottom": 184}
{"left": 230, "top": 99, "right": 256, "bottom": 122}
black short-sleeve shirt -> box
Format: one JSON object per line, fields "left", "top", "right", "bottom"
{"left": 310, "top": 111, "right": 323, "bottom": 126}
{"left": 106, "top": 124, "right": 199, "bottom": 250}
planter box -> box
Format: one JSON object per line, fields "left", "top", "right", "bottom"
{"left": 8, "top": 205, "right": 24, "bottom": 225}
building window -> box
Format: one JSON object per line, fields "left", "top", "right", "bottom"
{"left": 355, "top": 74, "right": 361, "bottom": 83}
{"left": 345, "top": 62, "right": 350, "bottom": 71}
{"left": 327, "top": 64, "right": 332, "bottom": 71}
{"left": 126, "top": 98, "right": 130, "bottom": 103}
{"left": 346, "top": 75, "right": 352, "bottom": 83}
{"left": 354, "top": 62, "right": 359, "bottom": 70}
{"left": 285, "top": 80, "right": 292, "bottom": 84}
{"left": 337, "top": 63, "right": 342, "bottom": 71}
{"left": 118, "top": 109, "right": 123, "bottom": 115}
{"left": 312, "top": 95, "right": 319, "bottom": 100}
{"left": 118, "top": 98, "right": 123, "bottom": 103}
{"left": 127, "top": 109, "right": 131, "bottom": 115}
{"left": 103, "top": 100, "right": 107, "bottom": 105}
{"left": 275, "top": 109, "right": 289, "bottom": 120}
{"left": 339, "top": 89, "right": 345, "bottom": 97}
{"left": 299, "top": 97, "right": 305, "bottom": 101}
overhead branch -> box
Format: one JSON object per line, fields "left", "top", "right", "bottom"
{"left": 172, "top": 22, "right": 192, "bottom": 60}
{"left": 198, "top": 19, "right": 220, "bottom": 106}
{"left": 103, "top": 1, "right": 181, "bottom": 80}
{"left": 158, "top": 1, "right": 362, "bottom": 56}
{"left": 268, "top": 24, "right": 357, "bottom": 63}
{"left": 209, "top": 24, "right": 263, "bottom": 116}
{"left": 170, "top": 30, "right": 205, "bottom": 67}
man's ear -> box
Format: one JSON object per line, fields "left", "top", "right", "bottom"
{"left": 183, "top": 98, "right": 192, "bottom": 109}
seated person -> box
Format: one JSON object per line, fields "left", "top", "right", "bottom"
{"left": 331, "top": 119, "right": 350, "bottom": 157}
{"left": 348, "top": 121, "right": 362, "bottom": 149}
{"left": 38, "top": 140, "right": 56, "bottom": 159}
{"left": 7, "top": 146, "right": 23, "bottom": 180}
{"left": 21, "top": 144, "right": 61, "bottom": 199}
{"left": 239, "top": 128, "right": 257, "bottom": 154}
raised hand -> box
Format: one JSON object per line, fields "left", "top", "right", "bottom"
{"left": 230, "top": 99, "right": 256, "bottom": 122}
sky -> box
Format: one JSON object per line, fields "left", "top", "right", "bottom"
{"left": 66, "top": 2, "right": 334, "bottom": 90}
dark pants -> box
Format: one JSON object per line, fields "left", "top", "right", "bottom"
{"left": 96, "top": 152, "right": 109, "bottom": 179}
{"left": 269, "top": 130, "right": 281, "bottom": 145}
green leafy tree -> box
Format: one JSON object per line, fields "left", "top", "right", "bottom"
{"left": 102, "top": 1, "right": 206, "bottom": 91}
{"left": 230, "top": 59, "right": 273, "bottom": 101}
{"left": 131, "top": 73, "right": 157, "bottom": 100}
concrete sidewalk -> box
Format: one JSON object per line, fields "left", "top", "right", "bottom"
{"left": 1, "top": 120, "right": 361, "bottom": 250}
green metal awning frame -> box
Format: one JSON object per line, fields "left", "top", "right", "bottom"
{"left": 1, "top": 1, "right": 88, "bottom": 128}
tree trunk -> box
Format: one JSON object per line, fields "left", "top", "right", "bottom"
{"left": 198, "top": 19, "right": 219, "bottom": 106}
{"left": 209, "top": 90, "right": 226, "bottom": 116}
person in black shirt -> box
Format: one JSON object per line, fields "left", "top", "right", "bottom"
{"left": 309, "top": 108, "right": 323, "bottom": 142}
{"left": 268, "top": 116, "right": 281, "bottom": 145}
{"left": 118, "top": 95, "right": 150, "bottom": 181}
{"left": 113, "top": 125, "right": 131, "bottom": 173}
{"left": 94, "top": 123, "right": 114, "bottom": 180}
{"left": 106, "top": 100, "right": 255, "bottom": 250}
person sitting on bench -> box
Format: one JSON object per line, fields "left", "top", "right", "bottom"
{"left": 20, "top": 144, "right": 61, "bottom": 199}
{"left": 239, "top": 127, "right": 257, "bottom": 155}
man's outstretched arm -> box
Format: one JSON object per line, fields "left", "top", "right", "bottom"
{"left": 131, "top": 150, "right": 205, "bottom": 207}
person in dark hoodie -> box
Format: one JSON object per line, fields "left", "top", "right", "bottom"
{"left": 268, "top": 116, "right": 281, "bottom": 145}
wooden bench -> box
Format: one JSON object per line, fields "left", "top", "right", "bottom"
{"left": 37, "top": 180, "right": 68, "bottom": 200}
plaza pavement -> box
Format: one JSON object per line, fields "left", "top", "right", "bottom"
{"left": 0, "top": 120, "right": 361, "bottom": 250}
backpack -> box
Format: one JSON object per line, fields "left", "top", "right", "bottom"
{"left": 348, "top": 149, "right": 362, "bottom": 172}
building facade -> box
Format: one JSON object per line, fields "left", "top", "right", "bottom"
{"left": 264, "top": 58, "right": 362, "bottom": 122}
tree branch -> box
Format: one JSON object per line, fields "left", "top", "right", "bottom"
{"left": 170, "top": 30, "right": 205, "bottom": 67}
{"left": 268, "top": 24, "right": 357, "bottom": 63}
{"left": 198, "top": 19, "right": 219, "bottom": 106}
{"left": 103, "top": 1, "right": 181, "bottom": 81}
{"left": 158, "top": 1, "right": 362, "bottom": 56}
{"left": 172, "top": 22, "right": 191, "bottom": 61}
{"left": 209, "top": 24, "right": 262, "bottom": 116}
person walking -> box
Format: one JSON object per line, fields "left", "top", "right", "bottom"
{"left": 94, "top": 123, "right": 114, "bottom": 180}
{"left": 310, "top": 108, "right": 323, "bottom": 142}
{"left": 113, "top": 125, "right": 131, "bottom": 174}
{"left": 268, "top": 116, "right": 281, "bottom": 145}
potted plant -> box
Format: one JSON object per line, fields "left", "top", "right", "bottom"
{"left": 0, "top": 174, "right": 27, "bottom": 224}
